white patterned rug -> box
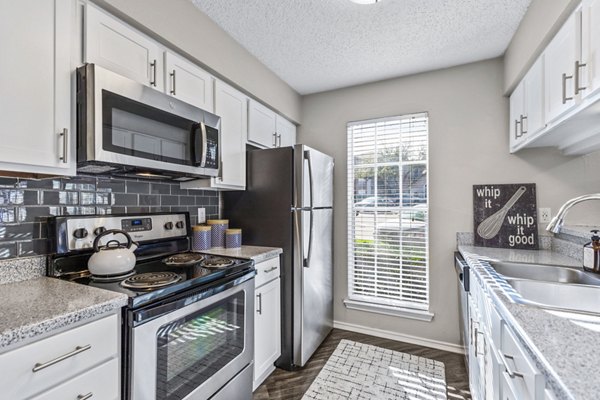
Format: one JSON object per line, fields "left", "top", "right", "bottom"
{"left": 302, "top": 339, "right": 447, "bottom": 400}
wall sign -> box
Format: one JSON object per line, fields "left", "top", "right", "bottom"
{"left": 473, "top": 183, "right": 538, "bottom": 249}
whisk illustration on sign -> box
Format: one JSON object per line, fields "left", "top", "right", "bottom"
{"left": 477, "top": 186, "right": 527, "bottom": 239}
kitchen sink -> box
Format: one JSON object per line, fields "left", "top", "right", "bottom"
{"left": 489, "top": 261, "right": 600, "bottom": 286}
{"left": 506, "top": 279, "right": 600, "bottom": 315}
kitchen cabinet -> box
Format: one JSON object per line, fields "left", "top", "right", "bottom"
{"left": 164, "top": 51, "right": 214, "bottom": 112}
{"left": 581, "top": 0, "right": 600, "bottom": 100}
{"left": 509, "top": 57, "right": 545, "bottom": 152}
{"left": 276, "top": 115, "right": 297, "bottom": 148}
{"left": 248, "top": 99, "right": 278, "bottom": 148}
{"left": 253, "top": 256, "right": 281, "bottom": 391}
{"left": 181, "top": 80, "right": 248, "bottom": 191}
{"left": 0, "top": 0, "right": 75, "bottom": 176}
{"left": 85, "top": 4, "right": 164, "bottom": 91}
{"left": 0, "top": 313, "right": 120, "bottom": 400}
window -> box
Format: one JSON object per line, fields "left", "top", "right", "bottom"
{"left": 346, "top": 113, "right": 429, "bottom": 316}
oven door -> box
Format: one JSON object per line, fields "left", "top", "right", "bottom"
{"left": 77, "top": 63, "right": 219, "bottom": 177}
{"left": 129, "top": 276, "right": 254, "bottom": 400}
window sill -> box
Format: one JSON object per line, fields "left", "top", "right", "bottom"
{"left": 343, "top": 299, "right": 434, "bottom": 322}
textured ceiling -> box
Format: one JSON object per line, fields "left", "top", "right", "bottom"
{"left": 191, "top": 0, "right": 531, "bottom": 95}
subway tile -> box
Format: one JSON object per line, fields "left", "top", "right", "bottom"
{"left": 180, "top": 196, "right": 196, "bottom": 206}
{"left": 0, "top": 190, "right": 24, "bottom": 205}
{"left": 150, "top": 206, "right": 171, "bottom": 213}
{"left": 0, "top": 224, "right": 34, "bottom": 242}
{"left": 17, "top": 179, "right": 61, "bottom": 190}
{"left": 150, "top": 183, "right": 171, "bottom": 194}
{"left": 113, "top": 193, "right": 138, "bottom": 206}
{"left": 0, "top": 208, "right": 16, "bottom": 223}
{"left": 126, "top": 181, "right": 150, "bottom": 194}
{"left": 0, "top": 242, "right": 17, "bottom": 259}
{"left": 95, "top": 193, "right": 111, "bottom": 205}
{"left": 43, "top": 191, "right": 79, "bottom": 205}
{"left": 62, "top": 206, "right": 96, "bottom": 216}
{"left": 139, "top": 194, "right": 160, "bottom": 206}
{"left": 161, "top": 195, "right": 179, "bottom": 206}
{"left": 111, "top": 206, "right": 127, "bottom": 214}
{"left": 170, "top": 185, "right": 188, "bottom": 195}
{"left": 95, "top": 207, "right": 111, "bottom": 215}
{"left": 97, "top": 178, "right": 126, "bottom": 193}
{"left": 18, "top": 239, "right": 48, "bottom": 257}
{"left": 0, "top": 178, "right": 17, "bottom": 188}
{"left": 62, "top": 177, "right": 96, "bottom": 191}
{"left": 80, "top": 192, "right": 96, "bottom": 205}
{"left": 126, "top": 206, "right": 150, "bottom": 214}
{"left": 34, "top": 221, "right": 47, "bottom": 239}
{"left": 24, "top": 190, "right": 40, "bottom": 205}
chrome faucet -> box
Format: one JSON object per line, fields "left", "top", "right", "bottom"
{"left": 546, "top": 194, "right": 600, "bottom": 233}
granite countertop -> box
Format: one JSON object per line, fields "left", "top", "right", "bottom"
{"left": 458, "top": 245, "right": 600, "bottom": 400}
{"left": 0, "top": 277, "right": 128, "bottom": 351}
{"left": 201, "top": 245, "right": 282, "bottom": 263}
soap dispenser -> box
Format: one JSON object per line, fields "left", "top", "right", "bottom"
{"left": 583, "top": 230, "right": 600, "bottom": 273}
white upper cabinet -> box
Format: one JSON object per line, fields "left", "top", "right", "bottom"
{"left": 85, "top": 5, "right": 164, "bottom": 91}
{"left": 544, "top": 11, "right": 580, "bottom": 124}
{"left": 0, "top": 0, "right": 75, "bottom": 175}
{"left": 276, "top": 115, "right": 297, "bottom": 148}
{"left": 581, "top": 0, "right": 600, "bottom": 99}
{"left": 164, "top": 51, "right": 214, "bottom": 112}
{"left": 248, "top": 100, "right": 278, "bottom": 148}
{"left": 509, "top": 81, "right": 525, "bottom": 151}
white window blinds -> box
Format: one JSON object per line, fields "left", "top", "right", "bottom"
{"left": 347, "top": 113, "right": 429, "bottom": 311}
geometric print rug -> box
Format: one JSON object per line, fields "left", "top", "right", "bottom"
{"left": 302, "top": 340, "right": 447, "bottom": 400}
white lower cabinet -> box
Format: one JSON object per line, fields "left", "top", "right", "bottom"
{"left": 253, "top": 257, "right": 282, "bottom": 391}
{"left": 0, "top": 314, "right": 120, "bottom": 400}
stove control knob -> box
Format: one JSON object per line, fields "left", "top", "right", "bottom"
{"left": 93, "top": 226, "right": 106, "bottom": 236}
{"left": 73, "top": 228, "right": 88, "bottom": 239}
{"left": 164, "top": 222, "right": 174, "bottom": 230}
{"left": 175, "top": 221, "right": 184, "bottom": 229}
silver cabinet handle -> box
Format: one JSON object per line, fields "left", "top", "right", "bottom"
{"left": 150, "top": 60, "right": 157, "bottom": 87}
{"left": 277, "top": 133, "right": 282, "bottom": 147}
{"left": 514, "top": 119, "right": 522, "bottom": 139}
{"left": 272, "top": 132, "right": 277, "bottom": 147}
{"left": 264, "top": 266, "right": 278, "bottom": 273}
{"left": 32, "top": 344, "right": 91, "bottom": 372}
{"left": 575, "top": 60, "right": 587, "bottom": 95}
{"left": 59, "top": 128, "right": 68, "bottom": 163}
{"left": 520, "top": 115, "right": 528, "bottom": 135}
{"left": 497, "top": 351, "right": 524, "bottom": 379}
{"left": 77, "top": 393, "right": 93, "bottom": 400}
{"left": 256, "top": 293, "right": 262, "bottom": 315}
{"left": 562, "top": 73, "right": 574, "bottom": 104}
{"left": 170, "top": 70, "right": 176, "bottom": 95}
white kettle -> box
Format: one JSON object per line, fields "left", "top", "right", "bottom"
{"left": 88, "top": 229, "right": 138, "bottom": 276}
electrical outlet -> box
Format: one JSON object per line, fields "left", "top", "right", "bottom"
{"left": 539, "top": 208, "right": 552, "bottom": 223}
{"left": 198, "top": 208, "right": 206, "bottom": 224}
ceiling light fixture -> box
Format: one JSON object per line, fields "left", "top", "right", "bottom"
{"left": 349, "top": 0, "right": 380, "bottom": 4}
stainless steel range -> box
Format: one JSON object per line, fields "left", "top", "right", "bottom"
{"left": 47, "top": 212, "right": 255, "bottom": 400}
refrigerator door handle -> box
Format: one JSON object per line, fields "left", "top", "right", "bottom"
{"left": 304, "top": 210, "right": 314, "bottom": 268}
{"left": 304, "top": 150, "right": 314, "bottom": 208}
{"left": 303, "top": 150, "right": 314, "bottom": 268}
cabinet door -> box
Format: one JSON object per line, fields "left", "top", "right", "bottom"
{"left": 544, "top": 11, "right": 579, "bottom": 123}
{"left": 214, "top": 80, "right": 248, "bottom": 189}
{"left": 85, "top": 5, "right": 163, "bottom": 90}
{"left": 509, "top": 81, "right": 525, "bottom": 151}
{"left": 582, "top": 0, "right": 600, "bottom": 99}
{"left": 0, "top": 0, "right": 73, "bottom": 174}
{"left": 276, "top": 115, "right": 297, "bottom": 148}
{"left": 248, "top": 100, "right": 277, "bottom": 148}
{"left": 523, "top": 56, "right": 545, "bottom": 137}
{"left": 253, "top": 278, "right": 281, "bottom": 389}
{"left": 165, "top": 51, "right": 214, "bottom": 111}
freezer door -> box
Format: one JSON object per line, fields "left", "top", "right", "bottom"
{"left": 293, "top": 208, "right": 333, "bottom": 366}
{"left": 294, "top": 145, "right": 334, "bottom": 209}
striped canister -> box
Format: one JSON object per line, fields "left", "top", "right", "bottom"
{"left": 225, "top": 229, "right": 242, "bottom": 248}
{"left": 207, "top": 219, "right": 229, "bottom": 248}
{"left": 191, "top": 225, "right": 212, "bottom": 251}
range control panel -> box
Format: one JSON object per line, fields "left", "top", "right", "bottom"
{"left": 56, "top": 213, "right": 189, "bottom": 253}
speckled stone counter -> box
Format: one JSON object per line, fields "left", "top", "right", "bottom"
{"left": 0, "top": 277, "right": 127, "bottom": 351}
{"left": 201, "top": 245, "right": 282, "bottom": 263}
{"left": 458, "top": 245, "right": 600, "bottom": 400}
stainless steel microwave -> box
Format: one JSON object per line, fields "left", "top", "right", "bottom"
{"left": 76, "top": 63, "right": 220, "bottom": 180}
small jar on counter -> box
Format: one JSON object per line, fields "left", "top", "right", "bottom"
{"left": 207, "top": 219, "right": 229, "bottom": 248}
{"left": 225, "top": 229, "right": 242, "bottom": 248}
{"left": 191, "top": 225, "right": 212, "bottom": 251}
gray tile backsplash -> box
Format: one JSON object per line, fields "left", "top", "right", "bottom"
{"left": 0, "top": 176, "right": 219, "bottom": 260}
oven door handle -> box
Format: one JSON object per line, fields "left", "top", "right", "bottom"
{"left": 132, "top": 270, "right": 255, "bottom": 325}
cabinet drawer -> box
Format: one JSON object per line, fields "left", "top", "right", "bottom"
{"left": 255, "top": 257, "right": 280, "bottom": 288}
{"left": 0, "top": 314, "right": 119, "bottom": 399}
{"left": 500, "top": 324, "right": 544, "bottom": 400}
{"left": 30, "top": 358, "right": 119, "bottom": 400}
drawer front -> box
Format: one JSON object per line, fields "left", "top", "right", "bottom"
{"left": 501, "top": 324, "right": 544, "bottom": 400}
{"left": 0, "top": 314, "right": 119, "bottom": 399}
{"left": 30, "top": 358, "right": 119, "bottom": 400}
{"left": 489, "top": 301, "right": 503, "bottom": 345}
{"left": 255, "top": 257, "right": 280, "bottom": 288}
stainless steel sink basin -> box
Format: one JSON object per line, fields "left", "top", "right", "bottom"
{"left": 489, "top": 261, "right": 600, "bottom": 286}
{"left": 507, "top": 279, "right": 600, "bottom": 315}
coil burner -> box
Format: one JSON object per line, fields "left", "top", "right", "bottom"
{"left": 121, "top": 271, "right": 182, "bottom": 290}
{"left": 201, "top": 257, "right": 235, "bottom": 269}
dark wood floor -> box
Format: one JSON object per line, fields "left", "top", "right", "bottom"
{"left": 253, "top": 328, "right": 471, "bottom": 400}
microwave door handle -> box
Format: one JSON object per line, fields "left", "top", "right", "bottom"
{"left": 200, "top": 122, "right": 207, "bottom": 168}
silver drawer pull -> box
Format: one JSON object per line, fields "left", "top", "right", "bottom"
{"left": 498, "top": 350, "right": 524, "bottom": 379}
{"left": 32, "top": 344, "right": 92, "bottom": 372}
{"left": 77, "top": 393, "right": 93, "bottom": 400}
{"left": 264, "top": 266, "right": 278, "bottom": 273}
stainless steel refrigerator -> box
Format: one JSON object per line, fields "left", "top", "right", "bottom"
{"left": 223, "top": 144, "right": 334, "bottom": 370}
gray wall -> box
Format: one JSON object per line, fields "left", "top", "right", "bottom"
{"left": 97, "top": 0, "right": 301, "bottom": 122}
{"left": 299, "top": 57, "right": 600, "bottom": 346}
{"left": 504, "top": 0, "right": 580, "bottom": 93}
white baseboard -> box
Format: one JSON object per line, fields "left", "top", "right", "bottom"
{"left": 333, "top": 320, "right": 465, "bottom": 354}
